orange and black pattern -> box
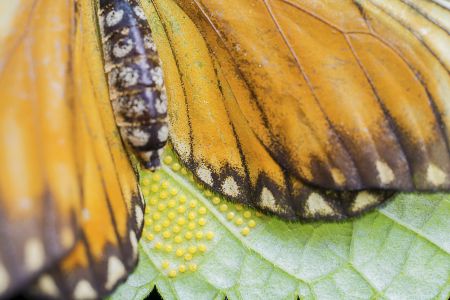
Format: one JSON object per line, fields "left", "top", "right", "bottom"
{"left": 152, "top": 0, "right": 450, "bottom": 220}
{"left": 98, "top": 0, "right": 168, "bottom": 170}
{"left": 0, "top": 0, "right": 144, "bottom": 299}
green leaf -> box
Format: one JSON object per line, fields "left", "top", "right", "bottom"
{"left": 110, "top": 149, "right": 450, "bottom": 300}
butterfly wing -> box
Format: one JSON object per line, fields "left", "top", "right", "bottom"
{"left": 145, "top": 0, "right": 389, "bottom": 220}
{"left": 0, "top": 0, "right": 144, "bottom": 298}
{"left": 168, "top": 0, "right": 450, "bottom": 192}
{"left": 0, "top": 1, "right": 81, "bottom": 296}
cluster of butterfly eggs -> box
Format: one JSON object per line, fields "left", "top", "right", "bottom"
{"left": 140, "top": 154, "right": 261, "bottom": 278}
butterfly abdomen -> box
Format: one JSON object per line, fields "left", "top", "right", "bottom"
{"left": 98, "top": 0, "right": 168, "bottom": 169}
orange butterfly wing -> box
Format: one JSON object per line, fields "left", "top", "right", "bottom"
{"left": 0, "top": 0, "right": 144, "bottom": 298}
{"left": 146, "top": 0, "right": 388, "bottom": 220}
{"left": 173, "top": 0, "right": 450, "bottom": 191}
{"left": 148, "top": 0, "right": 449, "bottom": 219}
{"left": 0, "top": 1, "right": 80, "bottom": 296}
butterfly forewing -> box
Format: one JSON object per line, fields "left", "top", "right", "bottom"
{"left": 28, "top": 0, "right": 146, "bottom": 298}
{"left": 0, "top": 0, "right": 145, "bottom": 298}
{"left": 0, "top": 1, "right": 81, "bottom": 297}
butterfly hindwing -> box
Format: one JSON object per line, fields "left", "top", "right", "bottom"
{"left": 29, "top": 0, "right": 145, "bottom": 298}
{"left": 147, "top": 0, "right": 392, "bottom": 221}
{"left": 169, "top": 0, "right": 450, "bottom": 192}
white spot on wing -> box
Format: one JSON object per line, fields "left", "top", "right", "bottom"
{"left": 24, "top": 238, "right": 45, "bottom": 271}
{"left": 135, "top": 205, "right": 144, "bottom": 228}
{"left": 139, "top": 188, "right": 146, "bottom": 205}
{"left": 173, "top": 140, "right": 190, "bottom": 161}
{"left": 0, "top": 261, "right": 9, "bottom": 294}
{"left": 305, "top": 193, "right": 334, "bottom": 217}
{"left": 73, "top": 280, "right": 97, "bottom": 300}
{"left": 351, "top": 192, "right": 379, "bottom": 213}
{"left": 105, "top": 9, "right": 124, "bottom": 27}
{"left": 260, "top": 187, "right": 281, "bottom": 211}
{"left": 105, "top": 256, "right": 126, "bottom": 290}
{"left": 197, "top": 165, "right": 213, "bottom": 186}
{"left": 130, "top": 230, "right": 138, "bottom": 259}
{"left": 221, "top": 176, "right": 240, "bottom": 197}
{"left": 376, "top": 160, "right": 395, "bottom": 184}
{"left": 426, "top": 164, "right": 447, "bottom": 186}
{"left": 37, "top": 275, "right": 59, "bottom": 297}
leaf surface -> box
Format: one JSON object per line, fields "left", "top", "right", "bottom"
{"left": 110, "top": 148, "right": 450, "bottom": 300}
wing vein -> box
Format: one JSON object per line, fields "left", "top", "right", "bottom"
{"left": 400, "top": 0, "right": 450, "bottom": 34}
{"left": 349, "top": 33, "right": 448, "bottom": 138}
{"left": 342, "top": 34, "right": 413, "bottom": 182}
{"left": 278, "top": 0, "right": 346, "bottom": 33}
{"left": 263, "top": 0, "right": 361, "bottom": 184}
{"left": 0, "top": 0, "right": 39, "bottom": 73}
{"left": 364, "top": 0, "right": 449, "bottom": 73}
{"left": 212, "top": 60, "right": 261, "bottom": 203}
{"left": 189, "top": 0, "right": 277, "bottom": 142}
{"left": 85, "top": 71, "right": 135, "bottom": 237}
{"left": 352, "top": 4, "right": 450, "bottom": 154}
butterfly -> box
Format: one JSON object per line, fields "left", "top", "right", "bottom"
{"left": 0, "top": 0, "right": 448, "bottom": 299}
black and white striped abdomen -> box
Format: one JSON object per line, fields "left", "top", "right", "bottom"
{"left": 98, "top": 0, "right": 168, "bottom": 169}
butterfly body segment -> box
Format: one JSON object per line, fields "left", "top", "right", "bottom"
{"left": 98, "top": 0, "right": 168, "bottom": 169}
